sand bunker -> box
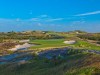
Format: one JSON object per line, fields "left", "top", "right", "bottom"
{"left": 8, "top": 43, "right": 33, "bottom": 51}
{"left": 64, "top": 40, "right": 76, "bottom": 44}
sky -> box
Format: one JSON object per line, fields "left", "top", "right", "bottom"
{"left": 0, "top": 0, "right": 100, "bottom": 32}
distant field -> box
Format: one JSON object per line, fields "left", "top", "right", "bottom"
{"left": 30, "top": 39, "right": 100, "bottom": 50}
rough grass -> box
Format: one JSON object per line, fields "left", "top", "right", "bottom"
{"left": 0, "top": 53, "right": 100, "bottom": 75}
{"left": 70, "top": 40, "right": 100, "bottom": 50}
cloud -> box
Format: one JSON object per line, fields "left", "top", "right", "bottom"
{"left": 74, "top": 10, "right": 100, "bottom": 16}
{"left": 0, "top": 17, "right": 100, "bottom": 32}
{"left": 29, "top": 15, "right": 49, "bottom": 22}
{"left": 46, "top": 18, "right": 64, "bottom": 22}
{"left": 29, "top": 15, "right": 64, "bottom": 22}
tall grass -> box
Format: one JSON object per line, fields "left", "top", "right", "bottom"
{"left": 0, "top": 53, "right": 100, "bottom": 75}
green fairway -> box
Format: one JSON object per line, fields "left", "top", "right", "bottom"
{"left": 30, "top": 39, "right": 100, "bottom": 50}
{"left": 30, "top": 39, "right": 67, "bottom": 49}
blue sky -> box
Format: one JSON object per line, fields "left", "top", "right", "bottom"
{"left": 0, "top": 0, "right": 100, "bottom": 32}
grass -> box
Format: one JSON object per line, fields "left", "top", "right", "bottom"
{"left": 29, "top": 39, "right": 100, "bottom": 50}
{"left": 0, "top": 53, "right": 100, "bottom": 75}
{"left": 0, "top": 32, "right": 100, "bottom": 75}
{"left": 30, "top": 39, "right": 67, "bottom": 49}
{"left": 70, "top": 40, "right": 100, "bottom": 50}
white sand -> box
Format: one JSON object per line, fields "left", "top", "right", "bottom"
{"left": 19, "top": 40, "right": 30, "bottom": 43}
{"left": 8, "top": 43, "right": 33, "bottom": 51}
{"left": 64, "top": 40, "right": 76, "bottom": 44}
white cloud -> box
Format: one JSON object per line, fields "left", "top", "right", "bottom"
{"left": 0, "top": 14, "right": 82, "bottom": 25}
{"left": 46, "top": 18, "right": 64, "bottom": 22}
{"left": 29, "top": 15, "right": 49, "bottom": 21}
{"left": 74, "top": 10, "right": 100, "bottom": 16}
{"left": 29, "top": 15, "right": 64, "bottom": 22}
